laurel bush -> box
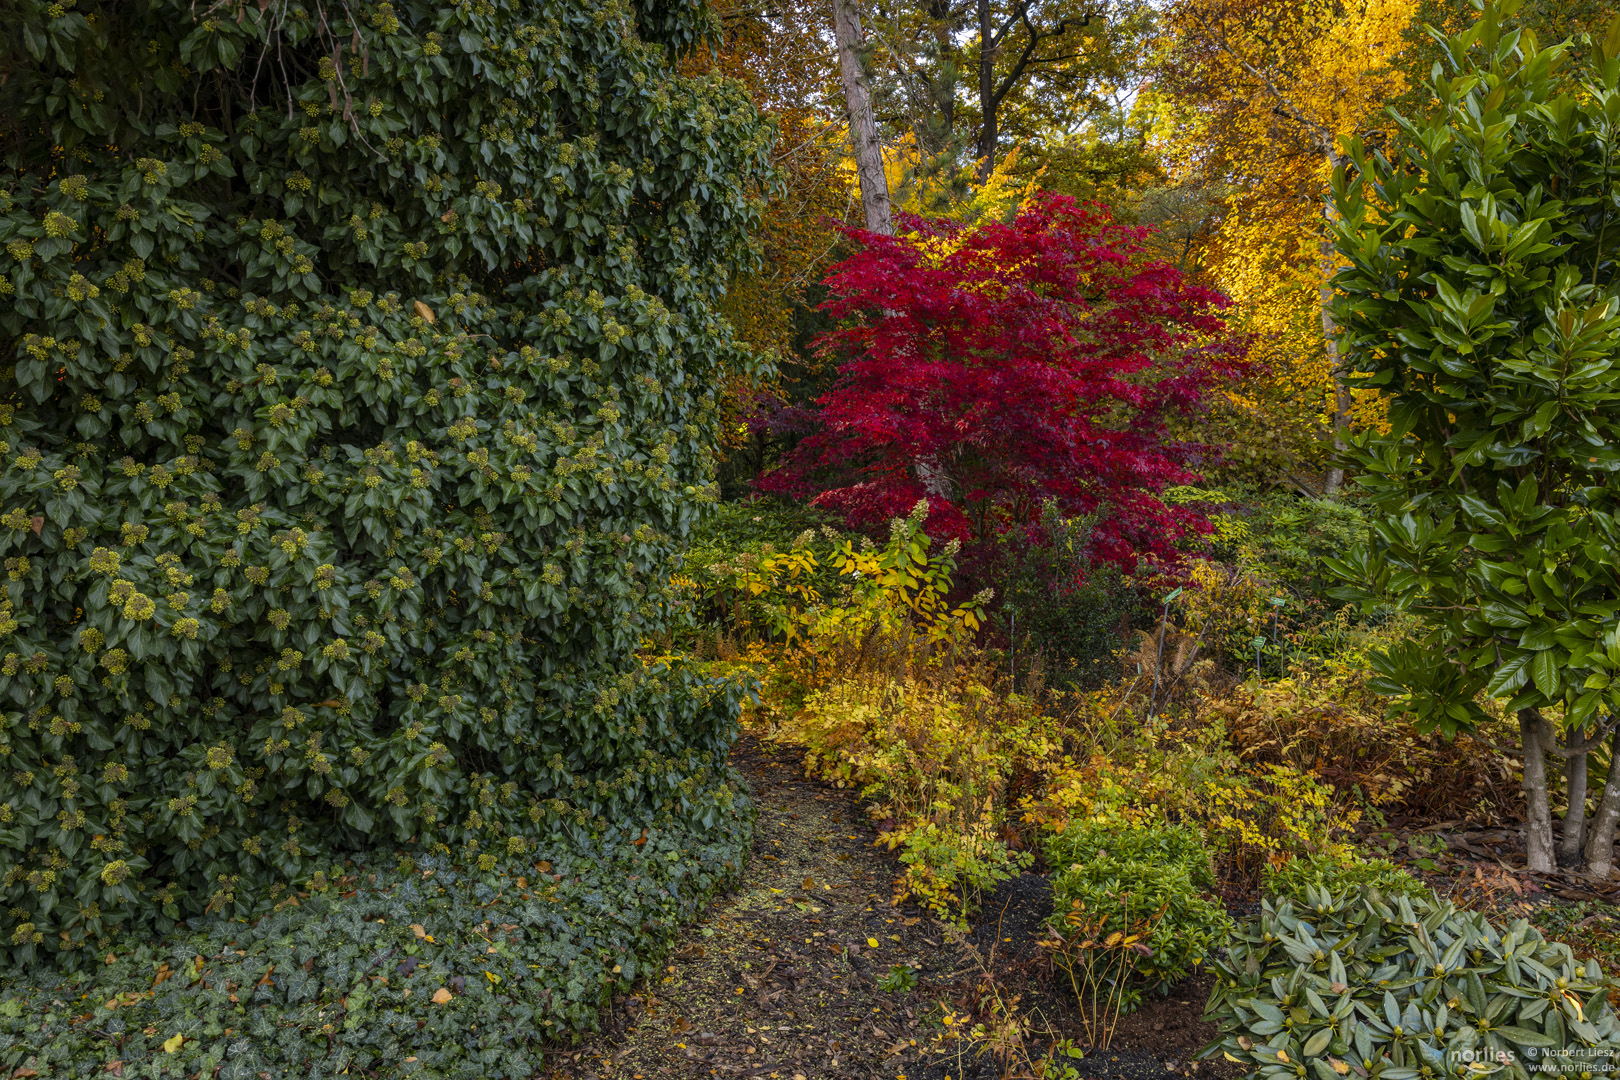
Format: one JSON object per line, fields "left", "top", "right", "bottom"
{"left": 0, "top": 0, "right": 770, "bottom": 962}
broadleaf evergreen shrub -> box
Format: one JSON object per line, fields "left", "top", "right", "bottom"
{"left": 1261, "top": 851, "right": 1429, "bottom": 903}
{"left": 0, "top": 0, "right": 770, "bottom": 961}
{"left": 1045, "top": 820, "right": 1230, "bottom": 997}
{"left": 1203, "top": 889, "right": 1620, "bottom": 1078}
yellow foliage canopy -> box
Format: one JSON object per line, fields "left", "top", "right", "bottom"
{"left": 693, "top": 2, "right": 854, "bottom": 451}
{"left": 1158, "top": 0, "right": 1416, "bottom": 480}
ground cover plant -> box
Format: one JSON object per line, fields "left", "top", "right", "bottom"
{"left": 0, "top": 0, "right": 768, "bottom": 964}
{"left": 0, "top": 824, "right": 746, "bottom": 1078}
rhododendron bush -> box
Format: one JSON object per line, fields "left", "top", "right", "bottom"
{"left": 762, "top": 195, "right": 1249, "bottom": 565}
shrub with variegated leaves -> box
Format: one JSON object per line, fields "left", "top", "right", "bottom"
{"left": 0, "top": 0, "right": 770, "bottom": 963}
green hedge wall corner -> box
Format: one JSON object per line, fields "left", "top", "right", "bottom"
{"left": 0, "top": 0, "right": 771, "bottom": 963}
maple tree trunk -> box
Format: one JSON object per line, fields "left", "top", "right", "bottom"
{"left": 1560, "top": 748, "right": 1589, "bottom": 868}
{"left": 831, "top": 0, "right": 893, "bottom": 235}
{"left": 1519, "top": 708, "right": 1556, "bottom": 873}
{"left": 1583, "top": 729, "right": 1620, "bottom": 878}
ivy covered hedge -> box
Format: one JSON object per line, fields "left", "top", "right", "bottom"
{"left": 0, "top": 0, "right": 771, "bottom": 962}
{"left": 1, "top": 829, "right": 747, "bottom": 1078}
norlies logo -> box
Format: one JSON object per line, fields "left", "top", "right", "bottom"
{"left": 1451, "top": 1046, "right": 1620, "bottom": 1074}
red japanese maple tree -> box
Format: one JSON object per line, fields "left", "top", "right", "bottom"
{"left": 759, "top": 193, "right": 1248, "bottom": 566}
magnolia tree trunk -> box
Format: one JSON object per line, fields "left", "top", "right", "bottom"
{"left": 1520, "top": 709, "right": 1557, "bottom": 873}
{"left": 1519, "top": 713, "right": 1620, "bottom": 877}
{"left": 1584, "top": 730, "right": 1620, "bottom": 877}
{"left": 1560, "top": 749, "right": 1589, "bottom": 867}
{"left": 831, "top": 0, "right": 893, "bottom": 236}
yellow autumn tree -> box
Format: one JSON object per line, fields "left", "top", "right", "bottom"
{"left": 1157, "top": 0, "right": 1416, "bottom": 491}
{"left": 693, "top": 2, "right": 854, "bottom": 474}
{"left": 879, "top": 135, "right": 1043, "bottom": 225}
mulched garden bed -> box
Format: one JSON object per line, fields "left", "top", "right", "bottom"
{"left": 565, "top": 735, "right": 1620, "bottom": 1080}
{"left": 564, "top": 736, "right": 1244, "bottom": 1080}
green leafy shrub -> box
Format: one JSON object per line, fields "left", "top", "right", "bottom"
{"left": 1203, "top": 888, "right": 1620, "bottom": 1078}
{"left": 1261, "top": 851, "right": 1429, "bottom": 904}
{"left": 1046, "top": 818, "right": 1217, "bottom": 890}
{"left": 0, "top": 0, "right": 770, "bottom": 962}
{"left": 894, "top": 820, "right": 1031, "bottom": 924}
{"left": 1045, "top": 821, "right": 1230, "bottom": 996}
{"left": 987, "top": 502, "right": 1151, "bottom": 689}
{"left": 0, "top": 825, "right": 747, "bottom": 1078}
{"left": 685, "top": 499, "right": 845, "bottom": 560}
{"left": 1178, "top": 485, "right": 1372, "bottom": 611}
{"left": 1532, "top": 901, "right": 1620, "bottom": 990}
{"left": 1162, "top": 485, "right": 1384, "bottom": 668}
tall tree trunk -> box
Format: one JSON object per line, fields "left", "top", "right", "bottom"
{"left": 1519, "top": 708, "right": 1556, "bottom": 873}
{"left": 1584, "top": 729, "right": 1620, "bottom": 878}
{"left": 831, "top": 0, "right": 893, "bottom": 236}
{"left": 922, "top": 3, "right": 958, "bottom": 155}
{"left": 1560, "top": 748, "right": 1589, "bottom": 868}
{"left": 975, "top": 0, "right": 997, "bottom": 180}
{"left": 1319, "top": 226, "right": 1349, "bottom": 495}
{"left": 1318, "top": 149, "right": 1352, "bottom": 494}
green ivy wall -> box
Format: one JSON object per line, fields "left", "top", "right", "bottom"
{"left": 0, "top": 0, "right": 770, "bottom": 962}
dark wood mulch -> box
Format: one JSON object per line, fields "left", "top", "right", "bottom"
{"left": 561, "top": 735, "right": 1242, "bottom": 1080}
{"left": 1364, "top": 818, "right": 1620, "bottom": 912}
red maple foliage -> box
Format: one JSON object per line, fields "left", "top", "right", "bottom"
{"left": 758, "top": 193, "right": 1249, "bottom": 567}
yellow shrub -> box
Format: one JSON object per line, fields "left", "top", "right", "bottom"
{"left": 780, "top": 663, "right": 1058, "bottom": 921}
{"left": 668, "top": 500, "right": 1001, "bottom": 731}
{"left": 1179, "top": 557, "right": 1273, "bottom": 663}
{"left": 1018, "top": 711, "right": 1356, "bottom": 890}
